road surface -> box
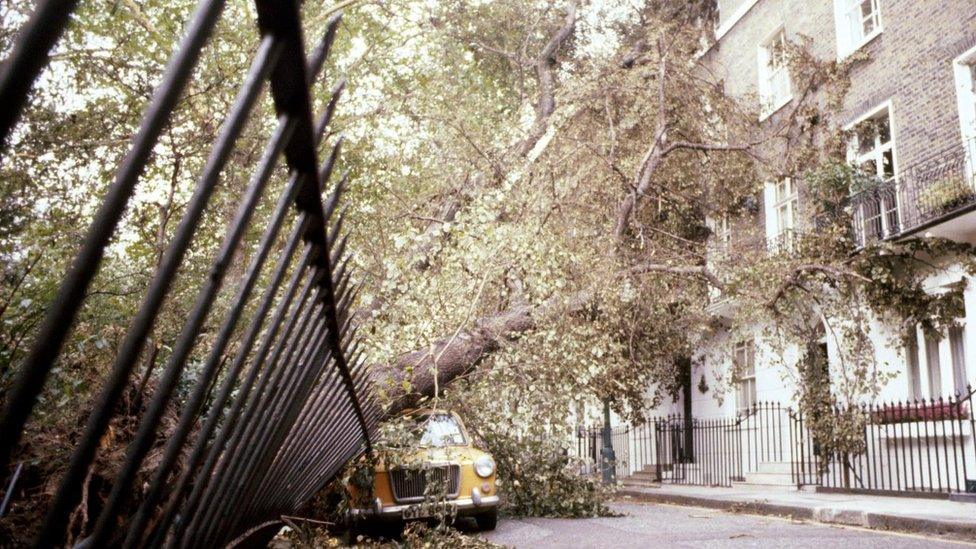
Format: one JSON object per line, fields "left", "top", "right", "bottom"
{"left": 480, "top": 501, "right": 971, "bottom": 548}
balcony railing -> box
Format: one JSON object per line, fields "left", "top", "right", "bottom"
{"left": 852, "top": 137, "right": 976, "bottom": 246}
{"left": 851, "top": 179, "right": 899, "bottom": 246}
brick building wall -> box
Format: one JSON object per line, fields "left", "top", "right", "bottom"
{"left": 705, "top": 0, "right": 976, "bottom": 171}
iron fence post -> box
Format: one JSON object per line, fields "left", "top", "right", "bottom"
{"left": 601, "top": 400, "right": 616, "bottom": 485}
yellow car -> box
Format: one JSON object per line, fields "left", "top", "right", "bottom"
{"left": 346, "top": 409, "right": 499, "bottom": 531}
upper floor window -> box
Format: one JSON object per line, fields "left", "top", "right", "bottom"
{"left": 758, "top": 28, "right": 791, "bottom": 117}
{"left": 734, "top": 340, "right": 757, "bottom": 413}
{"left": 848, "top": 104, "right": 898, "bottom": 245}
{"left": 851, "top": 107, "right": 895, "bottom": 181}
{"left": 765, "top": 178, "right": 798, "bottom": 252}
{"left": 709, "top": 214, "right": 732, "bottom": 248}
{"left": 954, "top": 45, "right": 976, "bottom": 155}
{"left": 834, "top": 0, "right": 882, "bottom": 58}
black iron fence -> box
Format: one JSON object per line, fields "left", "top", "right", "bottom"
{"left": 0, "top": 1, "right": 377, "bottom": 547}
{"left": 575, "top": 402, "right": 790, "bottom": 488}
{"left": 852, "top": 137, "right": 976, "bottom": 245}
{"left": 791, "top": 389, "right": 976, "bottom": 494}
{"left": 576, "top": 425, "right": 631, "bottom": 479}
{"left": 577, "top": 390, "right": 976, "bottom": 496}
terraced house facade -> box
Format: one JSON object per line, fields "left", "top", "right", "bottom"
{"left": 591, "top": 0, "right": 976, "bottom": 496}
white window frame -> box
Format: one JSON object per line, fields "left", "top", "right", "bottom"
{"left": 764, "top": 178, "right": 798, "bottom": 253}
{"left": 954, "top": 44, "right": 976, "bottom": 179}
{"left": 709, "top": 214, "right": 732, "bottom": 248}
{"left": 924, "top": 334, "right": 942, "bottom": 398}
{"left": 734, "top": 340, "right": 757, "bottom": 413}
{"left": 949, "top": 325, "right": 968, "bottom": 394}
{"left": 846, "top": 101, "right": 900, "bottom": 244}
{"left": 904, "top": 329, "right": 923, "bottom": 400}
{"left": 833, "top": 0, "right": 883, "bottom": 59}
{"left": 757, "top": 27, "right": 792, "bottom": 119}
{"left": 905, "top": 287, "right": 968, "bottom": 399}
{"left": 849, "top": 105, "right": 896, "bottom": 183}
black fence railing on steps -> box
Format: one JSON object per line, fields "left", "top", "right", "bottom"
{"left": 0, "top": 2, "right": 377, "bottom": 547}
{"left": 575, "top": 390, "right": 976, "bottom": 496}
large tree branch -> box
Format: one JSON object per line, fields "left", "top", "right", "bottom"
{"left": 614, "top": 40, "right": 669, "bottom": 240}
{"left": 516, "top": 0, "right": 577, "bottom": 158}
{"left": 370, "top": 303, "right": 538, "bottom": 414}
{"left": 373, "top": 258, "right": 727, "bottom": 414}
{"left": 769, "top": 263, "right": 871, "bottom": 309}
{"left": 628, "top": 262, "right": 725, "bottom": 290}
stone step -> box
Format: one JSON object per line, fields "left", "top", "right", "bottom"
{"left": 742, "top": 471, "right": 795, "bottom": 486}
{"left": 730, "top": 481, "right": 798, "bottom": 492}
{"left": 627, "top": 471, "right": 660, "bottom": 481}
{"left": 754, "top": 461, "right": 817, "bottom": 475}
{"left": 620, "top": 478, "right": 661, "bottom": 489}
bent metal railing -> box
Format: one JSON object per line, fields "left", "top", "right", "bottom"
{"left": 0, "top": 1, "right": 378, "bottom": 547}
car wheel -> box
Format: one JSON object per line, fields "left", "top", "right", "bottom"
{"left": 475, "top": 509, "right": 497, "bottom": 531}
{"left": 346, "top": 516, "right": 369, "bottom": 544}
{"left": 347, "top": 521, "right": 361, "bottom": 545}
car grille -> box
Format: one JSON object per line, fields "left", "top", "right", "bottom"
{"left": 389, "top": 464, "right": 461, "bottom": 503}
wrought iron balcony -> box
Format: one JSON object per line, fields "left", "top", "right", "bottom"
{"left": 851, "top": 137, "right": 976, "bottom": 246}
{"left": 899, "top": 136, "right": 976, "bottom": 234}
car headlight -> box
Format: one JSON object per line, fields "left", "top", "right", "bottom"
{"left": 474, "top": 455, "right": 495, "bottom": 478}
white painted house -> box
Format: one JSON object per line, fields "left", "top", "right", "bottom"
{"left": 605, "top": 0, "right": 976, "bottom": 496}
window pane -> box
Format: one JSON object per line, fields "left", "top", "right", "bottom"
{"left": 859, "top": 0, "right": 873, "bottom": 18}
{"left": 949, "top": 326, "right": 967, "bottom": 393}
{"left": 862, "top": 14, "right": 875, "bottom": 36}
{"left": 857, "top": 125, "right": 874, "bottom": 155}
{"left": 859, "top": 159, "right": 877, "bottom": 177}
{"left": 905, "top": 330, "right": 922, "bottom": 400}
{"left": 882, "top": 149, "right": 894, "bottom": 179}
{"left": 925, "top": 335, "right": 942, "bottom": 398}
{"left": 418, "top": 414, "right": 466, "bottom": 446}
{"left": 878, "top": 115, "right": 890, "bottom": 144}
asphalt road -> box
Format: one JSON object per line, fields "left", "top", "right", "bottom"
{"left": 480, "top": 501, "right": 973, "bottom": 548}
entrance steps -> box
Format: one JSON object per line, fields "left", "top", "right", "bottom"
{"left": 732, "top": 461, "right": 817, "bottom": 491}
{"left": 619, "top": 462, "right": 818, "bottom": 491}
{"left": 619, "top": 467, "right": 662, "bottom": 489}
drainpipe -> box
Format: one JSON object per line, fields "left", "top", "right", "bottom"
{"left": 601, "top": 400, "right": 616, "bottom": 485}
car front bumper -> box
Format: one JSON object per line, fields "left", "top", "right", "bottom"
{"left": 348, "top": 490, "right": 499, "bottom": 521}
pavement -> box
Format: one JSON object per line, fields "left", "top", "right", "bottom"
{"left": 481, "top": 501, "right": 975, "bottom": 548}
{"left": 615, "top": 483, "right": 976, "bottom": 541}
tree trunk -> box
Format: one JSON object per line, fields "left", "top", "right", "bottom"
{"left": 370, "top": 302, "right": 537, "bottom": 414}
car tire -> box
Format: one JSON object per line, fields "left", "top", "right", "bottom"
{"left": 346, "top": 517, "right": 366, "bottom": 545}
{"left": 475, "top": 509, "right": 497, "bottom": 531}
{"left": 347, "top": 524, "right": 359, "bottom": 545}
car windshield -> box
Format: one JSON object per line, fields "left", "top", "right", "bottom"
{"left": 415, "top": 413, "right": 466, "bottom": 447}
